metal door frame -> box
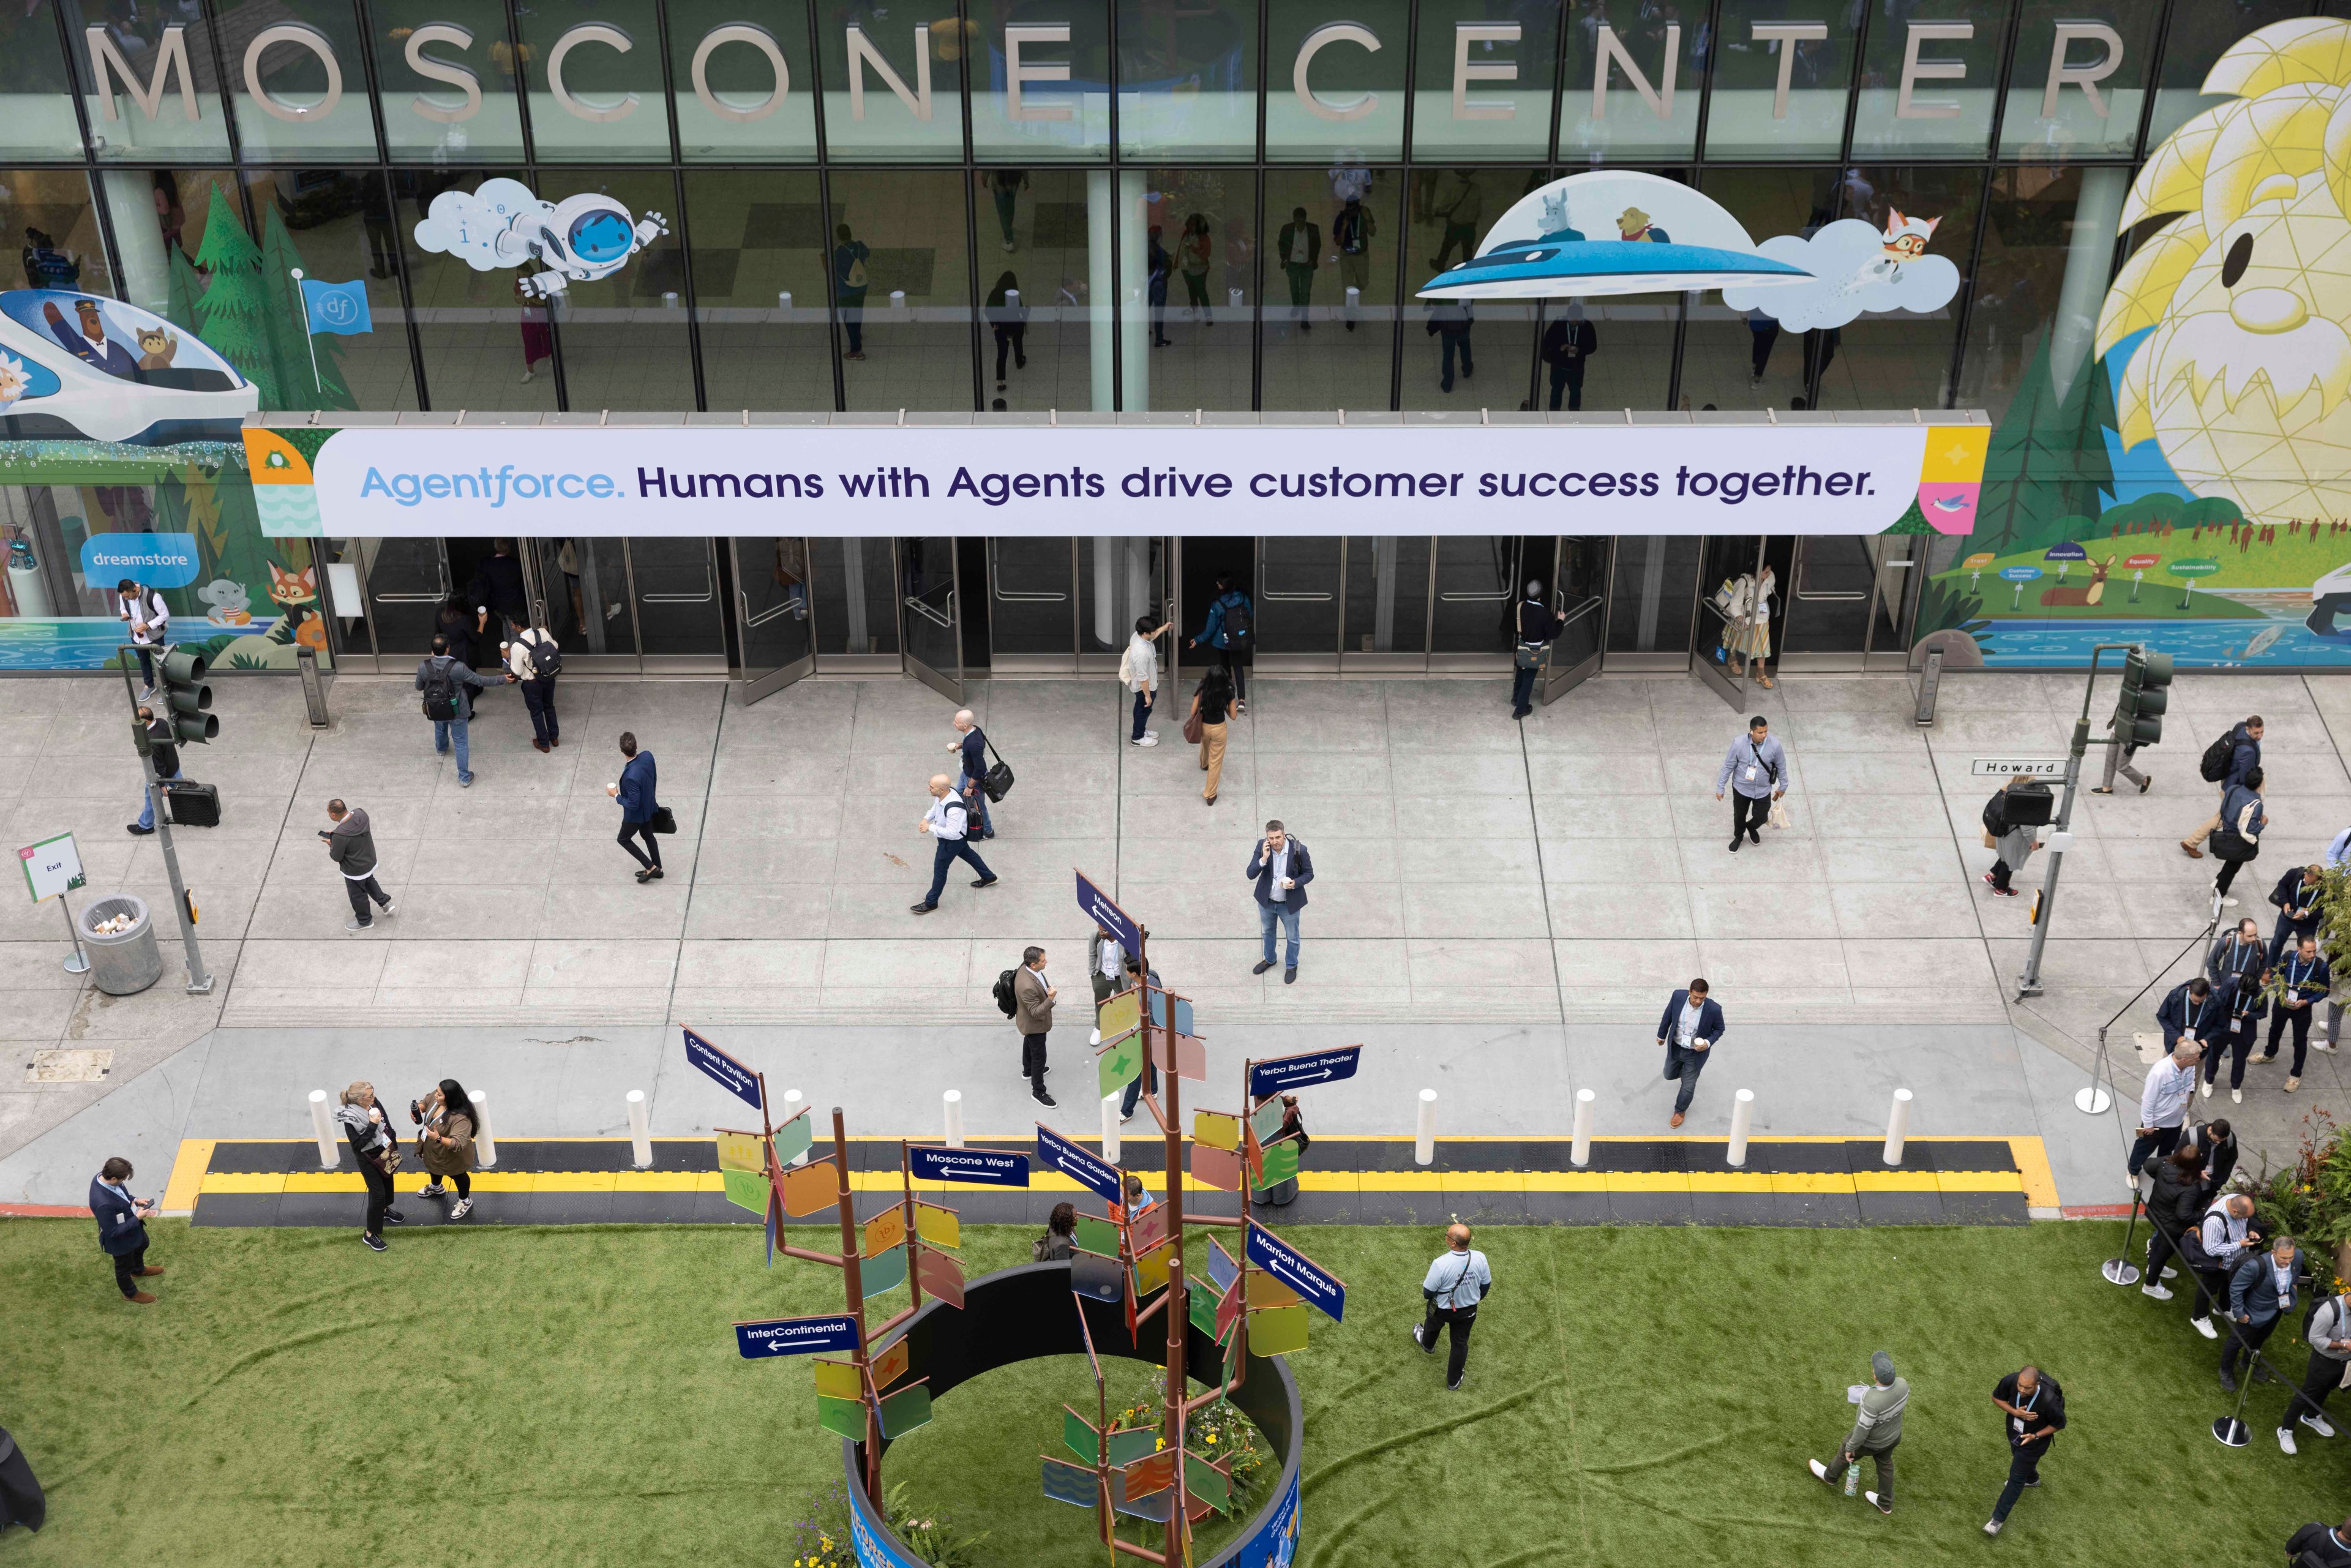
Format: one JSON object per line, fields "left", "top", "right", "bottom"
{"left": 1541, "top": 537, "right": 1609, "bottom": 703}
{"left": 730, "top": 537, "right": 816, "bottom": 703}
{"left": 901, "top": 537, "right": 964, "bottom": 702}
{"left": 1692, "top": 535, "right": 1763, "bottom": 711}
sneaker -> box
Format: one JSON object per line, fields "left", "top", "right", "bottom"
{"left": 2214, "top": 885, "right": 2237, "bottom": 906}
{"left": 2258, "top": 1053, "right": 2278, "bottom": 1065}
{"left": 386, "top": 1210, "right": 407, "bottom": 1225}
{"left": 971, "top": 877, "right": 1000, "bottom": 888}
{"left": 127, "top": 822, "right": 154, "bottom": 836}
{"left": 345, "top": 918, "right": 372, "bottom": 932}
{"left": 2191, "top": 1316, "right": 2219, "bottom": 1340}
{"left": 1411, "top": 1324, "right": 1428, "bottom": 1351}
{"left": 2280, "top": 1427, "right": 2299, "bottom": 1455}
{"left": 380, "top": 902, "right": 396, "bottom": 920}
{"left": 2233, "top": 1089, "right": 2243, "bottom": 1103}
{"left": 1446, "top": 1376, "right": 1463, "bottom": 1392}
{"left": 2220, "top": 1365, "right": 2239, "bottom": 1394}
{"left": 1864, "top": 1491, "right": 1891, "bottom": 1515}
{"left": 2302, "top": 1412, "right": 2337, "bottom": 1437}
{"left": 1032, "top": 1087, "right": 1058, "bottom": 1107}
{"left": 1984, "top": 1521, "right": 2003, "bottom": 1536}
{"left": 419, "top": 1182, "right": 448, "bottom": 1199}
{"left": 1807, "top": 1460, "right": 1832, "bottom": 1484}
{"left": 1120, "top": 1106, "right": 1136, "bottom": 1123}
{"left": 2201, "top": 1081, "right": 2213, "bottom": 1098}
{"left": 2162, "top": 1266, "right": 2178, "bottom": 1278}
{"left": 449, "top": 1197, "right": 473, "bottom": 1220}
{"left": 137, "top": 686, "right": 157, "bottom": 703}
{"left": 1134, "top": 734, "right": 1159, "bottom": 747}
{"left": 362, "top": 1232, "right": 388, "bottom": 1252}
{"left": 2288, "top": 1076, "right": 2302, "bottom": 1092}
{"left": 1728, "top": 836, "right": 1743, "bottom": 853}
{"left": 1252, "top": 960, "right": 1275, "bottom": 975}
{"left": 1990, "top": 885, "right": 2019, "bottom": 898}
{"left": 2142, "top": 1282, "right": 2173, "bottom": 1300}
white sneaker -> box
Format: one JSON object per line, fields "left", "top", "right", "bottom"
{"left": 1807, "top": 1460, "right": 1831, "bottom": 1482}
{"left": 1134, "top": 734, "right": 1159, "bottom": 747}
{"left": 2216, "top": 888, "right": 2239, "bottom": 906}
{"left": 2302, "top": 1412, "right": 2338, "bottom": 1438}
{"left": 2233, "top": 1089, "right": 2243, "bottom": 1104}
{"left": 2162, "top": 1266, "right": 2178, "bottom": 1278}
{"left": 2279, "top": 1427, "right": 2299, "bottom": 1455}
{"left": 2192, "top": 1316, "right": 2219, "bottom": 1340}
{"left": 419, "top": 1182, "right": 447, "bottom": 1198}
{"left": 1864, "top": 1491, "right": 1890, "bottom": 1515}
{"left": 2142, "top": 1282, "right": 2172, "bottom": 1300}
{"left": 519, "top": 367, "right": 534, "bottom": 384}
{"left": 1983, "top": 1520, "right": 2001, "bottom": 1536}
{"left": 2201, "top": 1081, "right": 2213, "bottom": 1098}
{"left": 449, "top": 1197, "right": 473, "bottom": 1220}
{"left": 2316, "top": 1039, "right": 2336, "bottom": 1053}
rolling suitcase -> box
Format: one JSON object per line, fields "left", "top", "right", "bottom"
{"left": 165, "top": 780, "right": 220, "bottom": 827}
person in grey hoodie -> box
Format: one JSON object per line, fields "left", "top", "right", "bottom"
{"left": 1809, "top": 1350, "right": 1907, "bottom": 1514}
{"left": 2285, "top": 1285, "right": 2351, "bottom": 1453}
{"left": 321, "top": 799, "right": 394, "bottom": 932}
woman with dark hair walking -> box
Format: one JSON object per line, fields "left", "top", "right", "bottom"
{"left": 336, "top": 1081, "right": 405, "bottom": 1250}
{"left": 986, "top": 271, "right": 1028, "bottom": 392}
{"left": 413, "top": 1079, "right": 480, "bottom": 1220}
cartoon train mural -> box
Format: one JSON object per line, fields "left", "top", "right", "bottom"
{"left": 0, "top": 290, "right": 258, "bottom": 445}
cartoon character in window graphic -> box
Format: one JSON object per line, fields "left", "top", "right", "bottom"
{"left": 267, "top": 561, "right": 328, "bottom": 654}
{"left": 1837, "top": 211, "right": 1941, "bottom": 299}
{"left": 411, "top": 177, "right": 668, "bottom": 301}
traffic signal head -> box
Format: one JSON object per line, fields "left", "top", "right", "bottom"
{"left": 2117, "top": 645, "right": 2173, "bottom": 746}
{"left": 160, "top": 645, "right": 216, "bottom": 744}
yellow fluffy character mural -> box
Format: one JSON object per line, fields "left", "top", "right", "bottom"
{"left": 2097, "top": 18, "right": 2351, "bottom": 523}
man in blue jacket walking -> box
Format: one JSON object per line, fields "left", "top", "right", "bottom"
{"left": 1188, "top": 572, "right": 1252, "bottom": 713}
{"left": 1655, "top": 979, "right": 1725, "bottom": 1128}
{"left": 89, "top": 1155, "right": 163, "bottom": 1304}
{"left": 607, "top": 730, "right": 662, "bottom": 882}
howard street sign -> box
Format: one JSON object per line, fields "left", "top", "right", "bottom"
{"left": 735, "top": 1314, "right": 860, "bottom": 1358}
{"left": 1969, "top": 758, "right": 2068, "bottom": 778}
{"left": 682, "top": 1027, "right": 761, "bottom": 1109}
{"left": 1249, "top": 1046, "right": 1362, "bottom": 1099}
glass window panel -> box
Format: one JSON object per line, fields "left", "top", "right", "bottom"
{"left": 1130, "top": 168, "right": 1253, "bottom": 409}
{"left": 533, "top": 168, "right": 694, "bottom": 409}
{"left": 1264, "top": 0, "right": 1408, "bottom": 161}
{"left": 1703, "top": 0, "right": 1856, "bottom": 160}
{"left": 827, "top": 170, "right": 974, "bottom": 411}
{"left": 64, "top": 0, "right": 234, "bottom": 160}
{"left": 1254, "top": 535, "right": 1340, "bottom": 651}
{"left": 816, "top": 0, "right": 967, "bottom": 160}
{"left": 1809, "top": 164, "right": 1981, "bottom": 410}
{"left": 1998, "top": 0, "right": 2153, "bottom": 160}
{"left": 1548, "top": 295, "right": 1678, "bottom": 410}
{"left": 1117, "top": 0, "right": 1257, "bottom": 160}
{"left": 987, "top": 167, "right": 1100, "bottom": 410}
{"left": 1343, "top": 535, "right": 1428, "bottom": 651}
{"left": 0, "top": 2, "right": 89, "bottom": 159}
{"left": 221, "top": 0, "right": 378, "bottom": 160}
{"left": 516, "top": 0, "right": 673, "bottom": 161}
{"left": 241, "top": 170, "right": 418, "bottom": 412}
{"left": 1850, "top": 0, "right": 2015, "bottom": 159}
{"left": 684, "top": 169, "right": 836, "bottom": 410}
{"left": 972, "top": 0, "right": 1109, "bottom": 161}
{"left": 1403, "top": 167, "right": 1545, "bottom": 409}
{"left": 1957, "top": 163, "right": 2126, "bottom": 424}
{"left": 988, "top": 537, "right": 1074, "bottom": 654}
{"left": 669, "top": 0, "right": 817, "bottom": 160}
{"left": 1430, "top": 534, "right": 1518, "bottom": 651}
{"left": 1559, "top": 0, "right": 1705, "bottom": 161}
{"left": 1411, "top": 0, "right": 1559, "bottom": 159}
{"left": 112, "top": 173, "right": 328, "bottom": 405}
{"left": 2147, "top": 0, "right": 2305, "bottom": 151}
{"left": 629, "top": 536, "right": 724, "bottom": 655}
{"left": 1679, "top": 166, "right": 1835, "bottom": 411}
{"left": 9, "top": 168, "right": 114, "bottom": 299}
{"left": 366, "top": 0, "right": 526, "bottom": 163}
{"left": 1605, "top": 532, "right": 1698, "bottom": 654}
{"left": 813, "top": 536, "right": 899, "bottom": 653}
{"left": 397, "top": 167, "right": 558, "bottom": 411}
{"left": 1261, "top": 167, "right": 1398, "bottom": 411}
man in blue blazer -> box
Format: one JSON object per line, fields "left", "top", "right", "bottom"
{"left": 1247, "top": 820, "right": 1314, "bottom": 984}
{"left": 607, "top": 730, "right": 662, "bottom": 883}
{"left": 88, "top": 1156, "right": 162, "bottom": 1304}
{"left": 1655, "top": 980, "right": 1726, "bottom": 1128}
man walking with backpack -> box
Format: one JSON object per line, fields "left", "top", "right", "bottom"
{"left": 416, "top": 634, "right": 490, "bottom": 786}
{"left": 503, "top": 622, "right": 561, "bottom": 753}
{"left": 2183, "top": 716, "right": 2263, "bottom": 860}
{"left": 1007, "top": 945, "right": 1056, "bottom": 1107}
{"left": 913, "top": 773, "right": 996, "bottom": 914}
{"left": 1189, "top": 572, "right": 1252, "bottom": 713}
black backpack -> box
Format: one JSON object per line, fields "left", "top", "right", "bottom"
{"left": 2200, "top": 730, "right": 2238, "bottom": 782}
{"left": 420, "top": 656, "right": 460, "bottom": 721}
{"left": 1222, "top": 594, "right": 1252, "bottom": 645}
{"left": 993, "top": 968, "right": 1020, "bottom": 1018}
{"left": 520, "top": 630, "right": 563, "bottom": 677}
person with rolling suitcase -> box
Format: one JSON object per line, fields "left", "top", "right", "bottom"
{"left": 126, "top": 704, "right": 182, "bottom": 836}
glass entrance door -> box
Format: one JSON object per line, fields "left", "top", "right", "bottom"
{"left": 1772, "top": 533, "right": 1929, "bottom": 669}
{"left": 361, "top": 537, "right": 450, "bottom": 658}
{"left": 1256, "top": 537, "right": 1341, "bottom": 668}
{"left": 731, "top": 538, "right": 815, "bottom": 702}
{"left": 1693, "top": 535, "right": 1763, "bottom": 710}
{"left": 899, "top": 536, "right": 962, "bottom": 701}
{"left": 525, "top": 538, "right": 639, "bottom": 667}
{"left": 1542, "top": 536, "right": 1610, "bottom": 702}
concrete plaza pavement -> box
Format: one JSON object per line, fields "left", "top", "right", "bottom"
{"left": 4, "top": 662, "right": 2350, "bottom": 1214}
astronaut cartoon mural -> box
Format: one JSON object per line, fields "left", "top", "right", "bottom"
{"left": 413, "top": 178, "right": 669, "bottom": 300}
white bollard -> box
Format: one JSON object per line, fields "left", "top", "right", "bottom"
{"left": 471, "top": 1088, "right": 497, "bottom": 1168}
{"left": 777, "top": 290, "right": 792, "bottom": 314}
{"left": 1344, "top": 284, "right": 1360, "bottom": 324}
{"left": 782, "top": 1089, "right": 806, "bottom": 1163}
{"left": 1571, "top": 1087, "right": 1594, "bottom": 1168}
{"left": 890, "top": 289, "right": 907, "bottom": 312}
{"left": 944, "top": 1089, "right": 965, "bottom": 1148}
{"left": 308, "top": 1089, "right": 338, "bottom": 1170}
{"left": 1101, "top": 1093, "right": 1121, "bottom": 1163}
{"left": 1883, "top": 1087, "right": 1913, "bottom": 1166}
{"left": 1415, "top": 1089, "right": 1437, "bottom": 1166}
{"left": 662, "top": 290, "right": 680, "bottom": 309}
{"left": 626, "top": 1089, "right": 652, "bottom": 1169}
{"left": 1727, "top": 1089, "right": 1754, "bottom": 1168}
{"left": 1228, "top": 287, "right": 1243, "bottom": 310}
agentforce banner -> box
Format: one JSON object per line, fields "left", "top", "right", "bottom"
{"left": 243, "top": 421, "right": 1988, "bottom": 539}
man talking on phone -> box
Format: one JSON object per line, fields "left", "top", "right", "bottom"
{"left": 1247, "top": 819, "right": 1314, "bottom": 984}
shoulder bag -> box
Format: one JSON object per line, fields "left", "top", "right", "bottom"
{"left": 981, "top": 737, "right": 1014, "bottom": 801}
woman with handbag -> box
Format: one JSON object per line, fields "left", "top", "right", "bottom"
{"left": 335, "top": 1081, "right": 404, "bottom": 1250}
{"left": 411, "top": 1079, "right": 479, "bottom": 1220}
{"left": 609, "top": 730, "right": 666, "bottom": 883}
{"left": 1188, "top": 662, "right": 1235, "bottom": 806}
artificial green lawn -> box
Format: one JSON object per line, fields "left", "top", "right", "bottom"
{"left": 2, "top": 1218, "right": 2342, "bottom": 1567}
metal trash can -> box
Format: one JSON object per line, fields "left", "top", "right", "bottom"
{"left": 80, "top": 895, "right": 162, "bottom": 996}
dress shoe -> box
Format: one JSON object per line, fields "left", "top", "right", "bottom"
{"left": 1727, "top": 836, "right": 1742, "bottom": 852}
{"left": 2180, "top": 840, "right": 2205, "bottom": 859}
{"left": 1669, "top": 1111, "right": 1685, "bottom": 1128}
{"left": 128, "top": 1291, "right": 156, "bottom": 1304}
{"left": 127, "top": 822, "right": 154, "bottom": 836}
{"left": 138, "top": 1266, "right": 165, "bottom": 1277}
{"left": 1284, "top": 968, "right": 1297, "bottom": 985}
{"left": 533, "top": 739, "right": 550, "bottom": 753}
{"left": 1252, "top": 960, "right": 1275, "bottom": 975}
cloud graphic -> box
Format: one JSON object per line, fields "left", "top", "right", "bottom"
{"left": 1721, "top": 219, "right": 1961, "bottom": 331}
{"left": 411, "top": 177, "right": 548, "bottom": 272}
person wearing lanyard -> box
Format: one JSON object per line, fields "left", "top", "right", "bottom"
{"left": 2205, "top": 964, "right": 2266, "bottom": 1103}
{"left": 1412, "top": 1223, "right": 1492, "bottom": 1393}
{"left": 1509, "top": 582, "right": 1559, "bottom": 719}
{"left": 1714, "top": 715, "right": 1788, "bottom": 853}
{"left": 2268, "top": 863, "right": 2326, "bottom": 965}
{"left": 2130, "top": 1038, "right": 2201, "bottom": 1180}
{"left": 912, "top": 774, "right": 997, "bottom": 914}
{"left": 2205, "top": 917, "right": 2265, "bottom": 986}
{"left": 2285, "top": 1518, "right": 2351, "bottom": 1568}
{"left": 2282, "top": 1286, "right": 2351, "bottom": 1455}
{"left": 2222, "top": 1234, "right": 2306, "bottom": 1395}
{"left": 1654, "top": 978, "right": 1725, "bottom": 1130}
{"left": 2265, "top": 935, "right": 2331, "bottom": 1090}
{"left": 1982, "top": 1364, "right": 2065, "bottom": 1536}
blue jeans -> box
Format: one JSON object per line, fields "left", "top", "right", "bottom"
{"left": 1663, "top": 1041, "right": 1711, "bottom": 1114}
{"left": 135, "top": 770, "right": 182, "bottom": 829}
{"left": 1131, "top": 688, "right": 1154, "bottom": 741}
{"left": 433, "top": 716, "right": 472, "bottom": 781}
{"left": 1510, "top": 663, "right": 1538, "bottom": 712}
{"left": 923, "top": 836, "right": 995, "bottom": 907}
{"left": 1259, "top": 901, "right": 1300, "bottom": 969}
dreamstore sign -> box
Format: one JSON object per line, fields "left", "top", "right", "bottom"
{"left": 241, "top": 419, "right": 1991, "bottom": 538}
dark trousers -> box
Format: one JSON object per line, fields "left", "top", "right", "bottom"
{"left": 1662, "top": 1042, "right": 1710, "bottom": 1114}
{"left": 1989, "top": 857, "right": 2015, "bottom": 891}
{"left": 618, "top": 820, "right": 662, "bottom": 871}
{"left": 1823, "top": 1441, "right": 1895, "bottom": 1501}
{"left": 1990, "top": 1441, "right": 2045, "bottom": 1523}
{"left": 1510, "top": 662, "right": 1539, "bottom": 713}
{"left": 2272, "top": 917, "right": 2316, "bottom": 965}
{"left": 1120, "top": 1052, "right": 1160, "bottom": 1118}
{"left": 2147, "top": 1219, "right": 2184, "bottom": 1290}
{"left": 1749, "top": 321, "right": 1779, "bottom": 378}
{"left": 993, "top": 323, "right": 1027, "bottom": 381}
{"left": 2128, "top": 1123, "right": 2181, "bottom": 1177}
{"left": 1417, "top": 1302, "right": 1475, "bottom": 1386}
{"left": 923, "top": 835, "right": 994, "bottom": 907}
{"left": 428, "top": 1169, "right": 472, "bottom": 1197}
{"left": 2287, "top": 1349, "right": 2345, "bottom": 1427}
{"left": 2207, "top": 1019, "right": 2257, "bottom": 1088}
{"left": 1434, "top": 221, "right": 1477, "bottom": 269}
{"left": 839, "top": 298, "right": 864, "bottom": 353}
{"left": 1284, "top": 263, "right": 1314, "bottom": 317}
{"left": 1438, "top": 331, "right": 1472, "bottom": 391}
{"left": 343, "top": 874, "right": 391, "bottom": 925}
{"left": 111, "top": 1244, "right": 148, "bottom": 1298}
{"left": 359, "top": 1156, "right": 394, "bottom": 1236}
{"left": 1021, "top": 1030, "right": 1048, "bottom": 1089}
{"left": 1131, "top": 688, "right": 1155, "bottom": 741}
{"left": 1547, "top": 358, "right": 1586, "bottom": 411}
{"left": 2269, "top": 1003, "right": 2314, "bottom": 1071}
{"left": 2222, "top": 1313, "right": 2281, "bottom": 1379}
{"left": 2191, "top": 1266, "right": 2232, "bottom": 1324}
{"left": 522, "top": 677, "right": 558, "bottom": 744}
{"left": 133, "top": 645, "right": 156, "bottom": 687}
{"left": 2216, "top": 855, "right": 2251, "bottom": 896}
{"left": 1218, "top": 645, "right": 1247, "bottom": 702}
{"left": 1731, "top": 791, "right": 1770, "bottom": 841}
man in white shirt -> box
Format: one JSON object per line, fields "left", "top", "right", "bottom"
{"left": 503, "top": 625, "right": 560, "bottom": 752}
{"left": 1412, "top": 1223, "right": 1491, "bottom": 1392}
{"left": 2131, "top": 1041, "right": 2202, "bottom": 1181}
{"left": 114, "top": 577, "right": 169, "bottom": 697}
{"left": 1125, "top": 615, "right": 1171, "bottom": 745}
{"left": 912, "top": 774, "right": 997, "bottom": 914}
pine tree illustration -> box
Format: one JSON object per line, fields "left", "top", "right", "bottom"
{"left": 165, "top": 247, "right": 204, "bottom": 334}
{"left": 189, "top": 183, "right": 282, "bottom": 408}
{"left": 258, "top": 205, "right": 354, "bottom": 412}
{"left": 1883, "top": 498, "right": 1934, "bottom": 536}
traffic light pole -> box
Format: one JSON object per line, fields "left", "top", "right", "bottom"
{"left": 119, "top": 645, "right": 216, "bottom": 996}
{"left": 2015, "top": 643, "right": 2150, "bottom": 1001}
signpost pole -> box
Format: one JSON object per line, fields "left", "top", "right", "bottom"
{"left": 2017, "top": 644, "right": 2135, "bottom": 1000}
{"left": 120, "top": 650, "right": 212, "bottom": 996}
{"left": 1146, "top": 923, "right": 1190, "bottom": 1566}
{"left": 899, "top": 1138, "right": 925, "bottom": 1313}
{"left": 830, "top": 1106, "right": 878, "bottom": 1498}
{"left": 59, "top": 888, "right": 88, "bottom": 975}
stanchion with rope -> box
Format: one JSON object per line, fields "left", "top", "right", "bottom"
{"left": 2077, "top": 918, "right": 2219, "bottom": 1117}
{"left": 2213, "top": 1365, "right": 2255, "bottom": 1447}
{"left": 2101, "top": 1191, "right": 2144, "bottom": 1287}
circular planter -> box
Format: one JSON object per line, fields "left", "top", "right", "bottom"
{"left": 841, "top": 1262, "right": 1302, "bottom": 1567}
